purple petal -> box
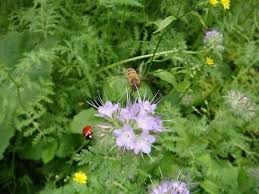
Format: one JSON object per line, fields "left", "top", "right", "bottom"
{"left": 96, "top": 101, "right": 119, "bottom": 118}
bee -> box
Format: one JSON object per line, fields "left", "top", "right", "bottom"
{"left": 126, "top": 68, "right": 140, "bottom": 91}
{"left": 82, "top": 125, "right": 93, "bottom": 139}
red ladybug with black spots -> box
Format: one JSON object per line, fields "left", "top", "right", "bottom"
{"left": 82, "top": 125, "right": 93, "bottom": 139}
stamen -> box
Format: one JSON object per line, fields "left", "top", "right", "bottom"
{"left": 158, "top": 166, "right": 164, "bottom": 179}
{"left": 143, "top": 88, "right": 147, "bottom": 101}
{"left": 93, "top": 98, "right": 101, "bottom": 107}
{"left": 109, "top": 144, "right": 117, "bottom": 152}
{"left": 149, "top": 175, "right": 156, "bottom": 189}
{"left": 163, "top": 120, "right": 175, "bottom": 123}
{"left": 153, "top": 94, "right": 162, "bottom": 105}
{"left": 135, "top": 85, "right": 142, "bottom": 100}
{"left": 150, "top": 90, "right": 160, "bottom": 104}
{"left": 147, "top": 153, "right": 154, "bottom": 162}
{"left": 97, "top": 90, "right": 104, "bottom": 105}
{"left": 176, "top": 168, "right": 183, "bottom": 181}
{"left": 86, "top": 100, "right": 98, "bottom": 109}
{"left": 191, "top": 188, "right": 200, "bottom": 193}
{"left": 126, "top": 87, "right": 129, "bottom": 104}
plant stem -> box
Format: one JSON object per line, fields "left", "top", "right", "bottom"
{"left": 97, "top": 50, "right": 201, "bottom": 73}
{"left": 146, "top": 30, "right": 167, "bottom": 73}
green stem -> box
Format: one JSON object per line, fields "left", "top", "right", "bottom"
{"left": 97, "top": 50, "right": 201, "bottom": 73}
{"left": 146, "top": 30, "right": 167, "bottom": 73}
{"left": 176, "top": 0, "right": 184, "bottom": 17}
{"left": 177, "top": 63, "right": 206, "bottom": 104}
{"left": 147, "top": 0, "right": 184, "bottom": 72}
{"left": 69, "top": 141, "right": 88, "bottom": 164}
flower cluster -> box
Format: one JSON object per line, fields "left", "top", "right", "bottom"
{"left": 150, "top": 180, "right": 190, "bottom": 194}
{"left": 209, "top": 0, "right": 230, "bottom": 10}
{"left": 204, "top": 29, "right": 224, "bottom": 52}
{"left": 224, "top": 90, "right": 256, "bottom": 120}
{"left": 93, "top": 97, "right": 164, "bottom": 155}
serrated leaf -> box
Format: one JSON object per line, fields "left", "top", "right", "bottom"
{"left": 153, "top": 16, "right": 176, "bottom": 34}
{"left": 70, "top": 108, "right": 101, "bottom": 134}
{"left": 0, "top": 31, "right": 43, "bottom": 67}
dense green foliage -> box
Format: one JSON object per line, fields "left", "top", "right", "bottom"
{"left": 0, "top": 0, "right": 258, "bottom": 193}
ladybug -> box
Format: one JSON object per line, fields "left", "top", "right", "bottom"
{"left": 82, "top": 125, "right": 93, "bottom": 139}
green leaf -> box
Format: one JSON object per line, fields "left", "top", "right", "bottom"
{"left": 238, "top": 168, "right": 250, "bottom": 193}
{"left": 70, "top": 108, "right": 101, "bottom": 134}
{"left": 200, "top": 180, "right": 220, "bottom": 194}
{"left": 103, "top": 76, "right": 128, "bottom": 101}
{"left": 153, "top": 16, "right": 176, "bottom": 34}
{"left": 56, "top": 134, "right": 83, "bottom": 157}
{"left": 0, "top": 88, "right": 17, "bottom": 159}
{"left": 175, "top": 80, "right": 190, "bottom": 93}
{"left": 41, "top": 139, "right": 58, "bottom": 163}
{"left": 16, "top": 139, "right": 43, "bottom": 160}
{"left": 152, "top": 69, "right": 177, "bottom": 86}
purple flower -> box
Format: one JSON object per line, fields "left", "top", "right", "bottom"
{"left": 204, "top": 29, "right": 224, "bottom": 51}
{"left": 204, "top": 29, "right": 222, "bottom": 44}
{"left": 171, "top": 181, "right": 189, "bottom": 194}
{"left": 135, "top": 114, "right": 156, "bottom": 131}
{"left": 119, "top": 103, "right": 140, "bottom": 122}
{"left": 133, "top": 132, "right": 155, "bottom": 154}
{"left": 138, "top": 100, "right": 157, "bottom": 114}
{"left": 151, "top": 117, "right": 164, "bottom": 132}
{"left": 91, "top": 92, "right": 165, "bottom": 155}
{"left": 135, "top": 114, "right": 164, "bottom": 132}
{"left": 150, "top": 180, "right": 190, "bottom": 194}
{"left": 96, "top": 101, "right": 119, "bottom": 118}
{"left": 113, "top": 125, "right": 136, "bottom": 150}
{"left": 150, "top": 181, "right": 174, "bottom": 194}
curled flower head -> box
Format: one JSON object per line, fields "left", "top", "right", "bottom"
{"left": 96, "top": 101, "right": 119, "bottom": 118}
{"left": 150, "top": 180, "right": 190, "bottom": 194}
{"left": 73, "top": 171, "right": 87, "bottom": 184}
{"left": 221, "top": 0, "right": 230, "bottom": 10}
{"left": 224, "top": 90, "right": 256, "bottom": 120}
{"left": 204, "top": 29, "right": 224, "bottom": 52}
